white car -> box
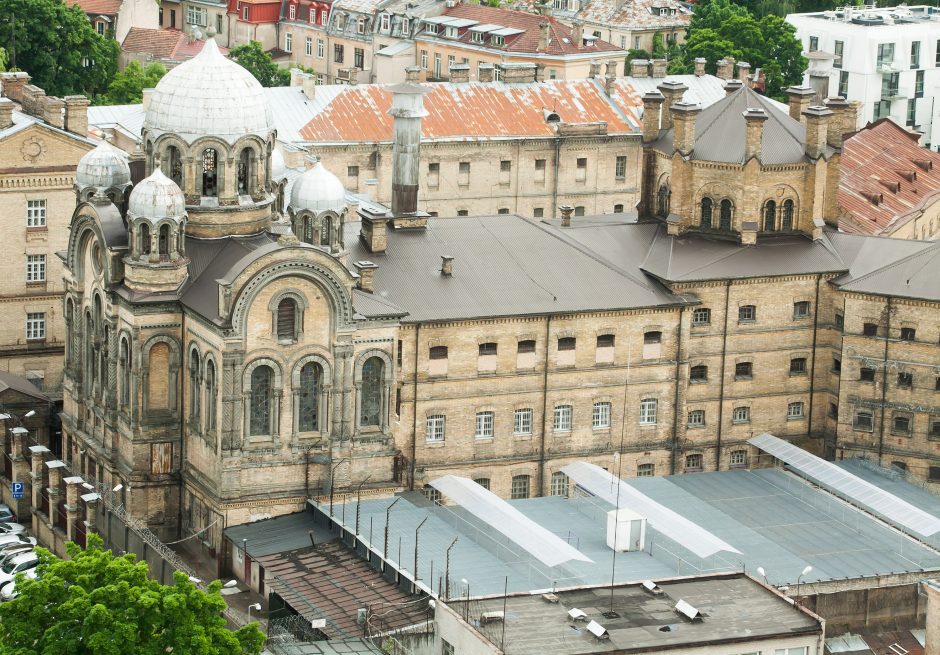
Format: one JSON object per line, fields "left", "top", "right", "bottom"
{"left": 0, "top": 568, "right": 37, "bottom": 601}
{"left": 0, "top": 534, "right": 36, "bottom": 552}
{"left": 0, "top": 545, "right": 33, "bottom": 566}
{"left": 0, "top": 523, "right": 26, "bottom": 537}
{"left": 0, "top": 552, "right": 38, "bottom": 587}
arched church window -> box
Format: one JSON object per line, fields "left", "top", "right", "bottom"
{"left": 320, "top": 216, "right": 331, "bottom": 247}
{"left": 205, "top": 360, "right": 217, "bottom": 432}
{"left": 202, "top": 148, "right": 218, "bottom": 197}
{"left": 303, "top": 217, "right": 313, "bottom": 244}
{"left": 85, "top": 314, "right": 95, "bottom": 392}
{"left": 140, "top": 223, "right": 151, "bottom": 256}
{"left": 238, "top": 149, "right": 251, "bottom": 195}
{"left": 763, "top": 200, "right": 776, "bottom": 232}
{"left": 158, "top": 224, "right": 169, "bottom": 256}
{"left": 298, "top": 362, "right": 321, "bottom": 432}
{"left": 782, "top": 199, "right": 794, "bottom": 231}
{"left": 276, "top": 298, "right": 297, "bottom": 341}
{"left": 249, "top": 365, "right": 274, "bottom": 436}
{"left": 360, "top": 357, "right": 384, "bottom": 427}
{"left": 65, "top": 299, "right": 74, "bottom": 367}
{"left": 657, "top": 185, "right": 670, "bottom": 217}
{"left": 120, "top": 337, "right": 130, "bottom": 406}
{"left": 700, "top": 197, "right": 712, "bottom": 228}
{"left": 189, "top": 351, "right": 200, "bottom": 423}
{"left": 165, "top": 146, "right": 183, "bottom": 188}
{"left": 719, "top": 199, "right": 733, "bottom": 231}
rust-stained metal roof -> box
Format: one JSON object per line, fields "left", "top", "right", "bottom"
{"left": 260, "top": 541, "right": 428, "bottom": 639}
{"left": 298, "top": 77, "right": 641, "bottom": 143}
{"left": 575, "top": 0, "right": 690, "bottom": 31}
{"left": 839, "top": 118, "right": 940, "bottom": 236}
{"left": 121, "top": 28, "right": 229, "bottom": 63}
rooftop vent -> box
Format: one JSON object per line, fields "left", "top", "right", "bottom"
{"left": 568, "top": 608, "right": 588, "bottom": 622}
{"left": 862, "top": 191, "right": 884, "bottom": 205}
{"left": 896, "top": 170, "right": 917, "bottom": 182}
{"left": 877, "top": 178, "right": 901, "bottom": 193}
{"left": 542, "top": 593, "right": 560, "bottom": 603}
{"left": 675, "top": 599, "right": 704, "bottom": 623}
{"left": 586, "top": 620, "right": 609, "bottom": 640}
{"left": 642, "top": 580, "right": 664, "bottom": 596}
{"left": 914, "top": 159, "right": 933, "bottom": 172}
{"left": 481, "top": 611, "right": 504, "bottom": 624}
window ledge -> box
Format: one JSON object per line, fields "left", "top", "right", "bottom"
{"left": 638, "top": 423, "right": 657, "bottom": 428}
{"left": 425, "top": 440, "right": 445, "bottom": 447}
{"left": 686, "top": 424, "right": 706, "bottom": 430}
{"left": 729, "top": 463, "right": 748, "bottom": 470}
{"left": 854, "top": 427, "right": 874, "bottom": 432}
{"left": 553, "top": 429, "right": 571, "bottom": 435}
{"left": 891, "top": 431, "right": 912, "bottom": 437}
{"left": 512, "top": 433, "right": 532, "bottom": 439}
{"left": 689, "top": 378, "right": 708, "bottom": 384}
{"left": 787, "top": 416, "right": 806, "bottom": 421}
{"left": 789, "top": 372, "right": 808, "bottom": 377}
{"left": 735, "top": 375, "right": 752, "bottom": 381}
{"left": 738, "top": 319, "right": 756, "bottom": 324}
{"left": 592, "top": 426, "right": 611, "bottom": 432}
{"left": 731, "top": 420, "right": 751, "bottom": 425}
{"left": 474, "top": 436, "right": 494, "bottom": 442}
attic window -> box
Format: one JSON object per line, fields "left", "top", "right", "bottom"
{"left": 445, "top": 25, "right": 458, "bottom": 37}
{"left": 492, "top": 35, "right": 505, "bottom": 46}
{"left": 471, "top": 31, "right": 483, "bottom": 43}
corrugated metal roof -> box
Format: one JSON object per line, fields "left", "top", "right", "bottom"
{"left": 573, "top": 0, "right": 690, "bottom": 31}
{"left": 352, "top": 289, "right": 408, "bottom": 319}
{"left": 224, "top": 511, "right": 333, "bottom": 557}
{"left": 0, "top": 371, "right": 50, "bottom": 402}
{"left": 836, "top": 241, "right": 940, "bottom": 301}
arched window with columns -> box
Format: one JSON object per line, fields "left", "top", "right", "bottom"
{"left": 719, "top": 199, "right": 733, "bottom": 231}
{"left": 205, "top": 359, "right": 217, "bottom": 433}
{"left": 120, "top": 337, "right": 130, "bottom": 406}
{"left": 782, "top": 199, "right": 795, "bottom": 230}
{"left": 763, "top": 200, "right": 776, "bottom": 232}
{"left": 360, "top": 356, "right": 384, "bottom": 427}
{"left": 189, "top": 349, "right": 201, "bottom": 425}
{"left": 202, "top": 148, "right": 218, "bottom": 197}
{"left": 249, "top": 365, "right": 274, "bottom": 436}
{"left": 298, "top": 362, "right": 322, "bottom": 432}
{"left": 320, "top": 216, "right": 332, "bottom": 247}
{"left": 657, "top": 184, "right": 670, "bottom": 217}
{"left": 238, "top": 148, "right": 252, "bottom": 195}
{"left": 159, "top": 224, "right": 170, "bottom": 255}
{"left": 139, "top": 223, "right": 151, "bottom": 256}
{"left": 700, "top": 197, "right": 712, "bottom": 228}
{"left": 165, "top": 145, "right": 183, "bottom": 188}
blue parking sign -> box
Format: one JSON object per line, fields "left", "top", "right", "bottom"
{"left": 11, "top": 482, "right": 23, "bottom": 499}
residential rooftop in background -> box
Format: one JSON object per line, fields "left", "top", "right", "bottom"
{"left": 793, "top": 4, "right": 940, "bottom": 24}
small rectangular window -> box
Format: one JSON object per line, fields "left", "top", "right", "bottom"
{"left": 348, "top": 165, "right": 359, "bottom": 178}
{"left": 26, "top": 254, "right": 46, "bottom": 283}
{"left": 639, "top": 398, "right": 657, "bottom": 425}
{"left": 533, "top": 208, "right": 544, "bottom": 218}
{"left": 860, "top": 367, "right": 876, "bottom": 382}
{"left": 730, "top": 450, "right": 747, "bottom": 467}
{"left": 615, "top": 155, "right": 627, "bottom": 180}
{"left": 901, "top": 327, "right": 916, "bottom": 341}
{"left": 473, "top": 477, "right": 490, "bottom": 490}
{"left": 690, "top": 365, "right": 707, "bottom": 382}
{"left": 597, "top": 334, "right": 615, "bottom": 348}
{"left": 839, "top": 70, "right": 849, "bottom": 97}
{"left": 513, "top": 408, "right": 533, "bottom": 435}
{"left": 809, "top": 35, "right": 819, "bottom": 52}
{"left": 787, "top": 401, "right": 805, "bottom": 419}
{"left": 558, "top": 337, "right": 576, "bottom": 351}
{"left": 733, "top": 406, "right": 750, "bottom": 423}
{"left": 550, "top": 471, "right": 569, "bottom": 497}
{"left": 535, "top": 159, "right": 546, "bottom": 170}
{"left": 833, "top": 357, "right": 841, "bottom": 373}
{"left": 863, "top": 322, "right": 878, "bottom": 337}
{"left": 687, "top": 409, "right": 705, "bottom": 427}
{"left": 26, "top": 200, "right": 46, "bottom": 228}
{"left": 930, "top": 466, "right": 940, "bottom": 482}
{"left": 893, "top": 414, "right": 911, "bottom": 434}
{"left": 517, "top": 340, "right": 535, "bottom": 354}
{"left": 500, "top": 160, "right": 511, "bottom": 173}
{"left": 738, "top": 305, "right": 756, "bottom": 322}
{"left": 790, "top": 357, "right": 807, "bottom": 375}
{"left": 478, "top": 342, "right": 497, "bottom": 356}
{"left": 898, "top": 372, "right": 913, "bottom": 388}
{"left": 592, "top": 402, "right": 611, "bottom": 429}
{"left": 835, "top": 312, "right": 844, "bottom": 331}
{"left": 26, "top": 312, "right": 45, "bottom": 340}
{"left": 735, "top": 362, "right": 752, "bottom": 379}
{"left": 474, "top": 411, "right": 494, "bottom": 439}
{"left": 429, "top": 345, "right": 448, "bottom": 360}
{"left": 553, "top": 405, "right": 572, "bottom": 432}
{"left": 637, "top": 463, "right": 654, "bottom": 477}
{"left": 692, "top": 308, "right": 711, "bottom": 326}
{"left": 793, "top": 301, "right": 811, "bottom": 319}
{"left": 834, "top": 39, "right": 844, "bottom": 68}
{"left": 511, "top": 475, "right": 530, "bottom": 499}
{"left": 685, "top": 453, "right": 703, "bottom": 471}
{"left": 426, "top": 414, "right": 445, "bottom": 442}
{"left": 576, "top": 158, "right": 587, "bottom": 169}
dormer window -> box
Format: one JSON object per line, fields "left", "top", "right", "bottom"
{"left": 309, "top": 7, "right": 316, "bottom": 22}
{"left": 445, "top": 25, "right": 458, "bottom": 38}
{"left": 471, "top": 31, "right": 483, "bottom": 43}
{"left": 357, "top": 16, "right": 366, "bottom": 33}
{"left": 242, "top": 5, "right": 248, "bottom": 19}
{"left": 492, "top": 35, "right": 504, "bottom": 46}
{"left": 289, "top": 4, "right": 295, "bottom": 20}
{"left": 401, "top": 17, "right": 410, "bottom": 33}
{"left": 426, "top": 22, "right": 437, "bottom": 34}
{"left": 380, "top": 13, "right": 390, "bottom": 31}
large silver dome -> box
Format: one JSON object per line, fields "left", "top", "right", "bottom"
{"left": 144, "top": 38, "right": 273, "bottom": 144}
{"left": 76, "top": 139, "right": 131, "bottom": 190}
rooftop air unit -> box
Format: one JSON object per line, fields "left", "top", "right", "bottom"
{"left": 568, "top": 608, "right": 588, "bottom": 622}
{"left": 642, "top": 580, "right": 664, "bottom": 596}
{"left": 586, "top": 620, "right": 610, "bottom": 639}
{"left": 675, "top": 599, "right": 704, "bottom": 623}
{"left": 606, "top": 508, "right": 646, "bottom": 552}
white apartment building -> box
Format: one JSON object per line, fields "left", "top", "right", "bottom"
{"left": 787, "top": 4, "right": 940, "bottom": 149}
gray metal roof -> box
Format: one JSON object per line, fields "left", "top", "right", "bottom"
{"left": 652, "top": 85, "right": 810, "bottom": 165}
{"left": 343, "top": 215, "right": 682, "bottom": 322}
{"left": 223, "top": 510, "right": 333, "bottom": 557}
{"left": 629, "top": 74, "right": 788, "bottom": 115}
{"left": 835, "top": 240, "right": 940, "bottom": 301}
{"left": 267, "top": 638, "right": 383, "bottom": 655}
{"left": 352, "top": 289, "right": 408, "bottom": 319}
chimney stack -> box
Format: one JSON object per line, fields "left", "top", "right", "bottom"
{"left": 606, "top": 58, "right": 619, "bottom": 78}
{"left": 589, "top": 60, "right": 602, "bottom": 78}
{"left": 786, "top": 86, "right": 815, "bottom": 124}
{"left": 440, "top": 255, "right": 454, "bottom": 276}
{"left": 812, "top": 218, "right": 826, "bottom": 241}
{"left": 348, "top": 68, "right": 359, "bottom": 85}
{"left": 716, "top": 58, "right": 733, "bottom": 81}
{"left": 359, "top": 208, "right": 388, "bottom": 254}
{"left": 63, "top": 95, "right": 89, "bottom": 135}
{"left": 500, "top": 62, "right": 537, "bottom": 84}
{"left": 354, "top": 260, "right": 378, "bottom": 292}
{"left": 802, "top": 105, "right": 833, "bottom": 160}
{"left": 651, "top": 59, "right": 667, "bottom": 78}
{"left": 0, "top": 98, "right": 13, "bottom": 130}
{"left": 630, "top": 59, "right": 649, "bottom": 77}
{"left": 43, "top": 96, "right": 64, "bottom": 129}
{"left": 724, "top": 79, "right": 743, "bottom": 96}
{"left": 740, "top": 221, "right": 758, "bottom": 245}
{"left": 657, "top": 80, "right": 688, "bottom": 130}
{"left": 0, "top": 72, "right": 30, "bottom": 102}
{"left": 388, "top": 81, "right": 430, "bottom": 221}
{"left": 478, "top": 63, "right": 494, "bottom": 83}
{"left": 694, "top": 57, "right": 706, "bottom": 76}
{"left": 824, "top": 96, "right": 849, "bottom": 148}
{"left": 743, "top": 107, "right": 768, "bottom": 162}
{"left": 406, "top": 66, "right": 422, "bottom": 83}
{"left": 538, "top": 20, "right": 550, "bottom": 50}
{"left": 671, "top": 102, "right": 701, "bottom": 156}
{"left": 571, "top": 21, "right": 583, "bottom": 46}
{"left": 736, "top": 61, "right": 751, "bottom": 84}
{"left": 298, "top": 72, "right": 316, "bottom": 98}
{"left": 559, "top": 204, "right": 574, "bottom": 227}
{"left": 845, "top": 100, "right": 862, "bottom": 135}
{"left": 641, "top": 91, "right": 664, "bottom": 143}
{"left": 449, "top": 62, "right": 470, "bottom": 83}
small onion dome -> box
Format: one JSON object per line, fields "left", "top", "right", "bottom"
{"left": 76, "top": 139, "right": 131, "bottom": 189}
{"left": 289, "top": 160, "right": 346, "bottom": 214}
{"left": 127, "top": 166, "right": 185, "bottom": 223}
{"left": 271, "top": 147, "right": 287, "bottom": 181}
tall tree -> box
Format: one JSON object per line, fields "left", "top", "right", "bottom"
{"left": 0, "top": 535, "right": 265, "bottom": 655}
{"left": 228, "top": 40, "right": 290, "bottom": 87}
{"left": 0, "top": 0, "right": 118, "bottom": 97}
{"left": 97, "top": 61, "right": 167, "bottom": 105}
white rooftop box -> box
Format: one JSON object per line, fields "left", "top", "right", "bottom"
{"left": 606, "top": 507, "right": 646, "bottom": 552}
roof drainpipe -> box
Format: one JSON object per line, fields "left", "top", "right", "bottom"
{"left": 538, "top": 315, "right": 552, "bottom": 496}
{"left": 670, "top": 305, "right": 685, "bottom": 475}
{"left": 715, "top": 280, "right": 732, "bottom": 471}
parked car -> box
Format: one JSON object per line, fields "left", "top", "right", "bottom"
{"left": 0, "top": 505, "right": 16, "bottom": 524}
{"left": 0, "top": 552, "right": 38, "bottom": 586}
{"left": 0, "top": 568, "right": 37, "bottom": 601}
{"left": 0, "top": 545, "right": 33, "bottom": 567}
{"left": 0, "top": 534, "right": 35, "bottom": 552}
{"left": 0, "top": 523, "right": 26, "bottom": 536}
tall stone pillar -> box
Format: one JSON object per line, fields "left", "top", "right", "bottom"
{"left": 28, "top": 445, "right": 49, "bottom": 519}
{"left": 388, "top": 83, "right": 429, "bottom": 220}
{"left": 924, "top": 580, "right": 940, "bottom": 655}
{"left": 46, "top": 460, "right": 66, "bottom": 529}
{"left": 63, "top": 476, "right": 83, "bottom": 542}
{"left": 81, "top": 493, "right": 100, "bottom": 535}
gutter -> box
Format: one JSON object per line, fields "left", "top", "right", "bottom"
{"left": 551, "top": 134, "right": 561, "bottom": 219}
{"left": 714, "top": 279, "right": 731, "bottom": 471}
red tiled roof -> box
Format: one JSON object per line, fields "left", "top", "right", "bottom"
{"left": 300, "top": 78, "right": 641, "bottom": 142}
{"left": 258, "top": 542, "right": 427, "bottom": 639}
{"left": 423, "top": 3, "right": 623, "bottom": 56}
{"left": 121, "top": 29, "right": 229, "bottom": 62}
{"left": 68, "top": 0, "right": 121, "bottom": 15}
{"left": 839, "top": 118, "right": 940, "bottom": 236}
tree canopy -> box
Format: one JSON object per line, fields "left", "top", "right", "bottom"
{"left": 0, "top": 0, "right": 118, "bottom": 97}
{"left": 0, "top": 534, "right": 265, "bottom": 655}
{"left": 96, "top": 61, "right": 167, "bottom": 105}
{"left": 667, "top": 0, "right": 807, "bottom": 99}
{"left": 229, "top": 40, "right": 290, "bottom": 87}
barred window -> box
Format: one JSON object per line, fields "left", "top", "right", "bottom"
{"left": 692, "top": 307, "right": 711, "bottom": 325}
{"left": 473, "top": 477, "right": 490, "bottom": 490}
{"left": 557, "top": 337, "right": 576, "bottom": 351}
{"left": 592, "top": 402, "right": 611, "bottom": 429}
{"left": 854, "top": 410, "right": 873, "bottom": 431}
{"left": 687, "top": 409, "right": 705, "bottom": 427}
{"left": 511, "top": 474, "right": 530, "bottom": 499}
{"left": 730, "top": 450, "right": 747, "bottom": 467}
{"left": 639, "top": 398, "right": 657, "bottom": 425}
{"left": 685, "top": 454, "right": 703, "bottom": 471}
{"left": 637, "top": 463, "right": 654, "bottom": 477}
{"left": 426, "top": 414, "right": 445, "bottom": 442}
{"left": 793, "top": 301, "right": 811, "bottom": 319}
{"left": 553, "top": 405, "right": 572, "bottom": 432}
{"left": 790, "top": 357, "right": 807, "bottom": 375}
{"left": 690, "top": 365, "right": 707, "bottom": 381}
{"left": 475, "top": 411, "right": 494, "bottom": 439}
{"left": 513, "top": 408, "right": 532, "bottom": 435}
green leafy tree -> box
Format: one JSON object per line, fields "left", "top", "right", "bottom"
{"left": 0, "top": 0, "right": 118, "bottom": 97}
{"left": 97, "top": 61, "right": 167, "bottom": 105}
{"left": 0, "top": 534, "right": 265, "bottom": 655}
{"left": 229, "top": 40, "right": 290, "bottom": 87}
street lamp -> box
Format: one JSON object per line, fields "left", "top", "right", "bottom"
{"left": 248, "top": 602, "right": 262, "bottom": 622}
{"left": 796, "top": 565, "right": 813, "bottom": 597}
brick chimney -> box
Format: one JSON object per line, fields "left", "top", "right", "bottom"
{"left": 0, "top": 72, "right": 30, "bottom": 102}
{"left": 741, "top": 221, "right": 758, "bottom": 245}
{"left": 571, "top": 21, "right": 583, "bottom": 46}
{"left": 630, "top": 59, "right": 649, "bottom": 77}
{"left": 845, "top": 100, "right": 863, "bottom": 135}
{"left": 694, "top": 57, "right": 706, "bottom": 76}
{"left": 501, "top": 62, "right": 538, "bottom": 84}
{"left": 589, "top": 60, "right": 602, "bottom": 78}
{"left": 440, "top": 255, "right": 454, "bottom": 276}
{"left": 538, "top": 20, "right": 550, "bottom": 50}
{"left": 64, "top": 95, "right": 89, "bottom": 136}
{"left": 803, "top": 105, "right": 833, "bottom": 160}
{"left": 406, "top": 66, "right": 422, "bottom": 83}
{"left": 43, "top": 96, "right": 64, "bottom": 129}
{"left": 449, "top": 62, "right": 470, "bottom": 83}
{"left": 606, "top": 58, "right": 619, "bottom": 78}
{"left": 812, "top": 218, "right": 826, "bottom": 241}
{"left": 823, "top": 96, "right": 849, "bottom": 148}
{"left": 559, "top": 204, "right": 574, "bottom": 227}
{"left": 478, "top": 63, "right": 494, "bottom": 83}
{"left": 724, "top": 79, "right": 743, "bottom": 96}
{"left": 354, "top": 260, "right": 378, "bottom": 292}
{"left": 0, "top": 98, "right": 13, "bottom": 130}
{"left": 348, "top": 68, "right": 359, "bottom": 85}
{"left": 671, "top": 102, "right": 701, "bottom": 156}
{"left": 359, "top": 207, "right": 388, "bottom": 254}
{"left": 651, "top": 59, "right": 667, "bottom": 78}
{"left": 657, "top": 80, "right": 688, "bottom": 130}
{"left": 716, "top": 58, "right": 733, "bottom": 81}
{"left": 786, "top": 86, "right": 815, "bottom": 124}
{"left": 641, "top": 91, "right": 664, "bottom": 143}
{"left": 736, "top": 61, "right": 751, "bottom": 84}
{"left": 743, "top": 107, "right": 768, "bottom": 161}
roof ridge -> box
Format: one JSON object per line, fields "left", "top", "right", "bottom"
{"left": 840, "top": 240, "right": 940, "bottom": 288}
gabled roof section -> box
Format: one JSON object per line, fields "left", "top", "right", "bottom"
{"left": 839, "top": 118, "right": 940, "bottom": 236}
{"left": 426, "top": 3, "right": 624, "bottom": 56}
{"left": 68, "top": 0, "right": 121, "bottom": 15}
{"left": 653, "top": 85, "right": 808, "bottom": 165}
{"left": 577, "top": 0, "right": 690, "bottom": 31}
{"left": 0, "top": 371, "right": 50, "bottom": 403}
{"left": 835, "top": 240, "right": 940, "bottom": 301}
{"left": 122, "top": 27, "right": 183, "bottom": 60}
{"left": 294, "top": 78, "right": 640, "bottom": 143}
